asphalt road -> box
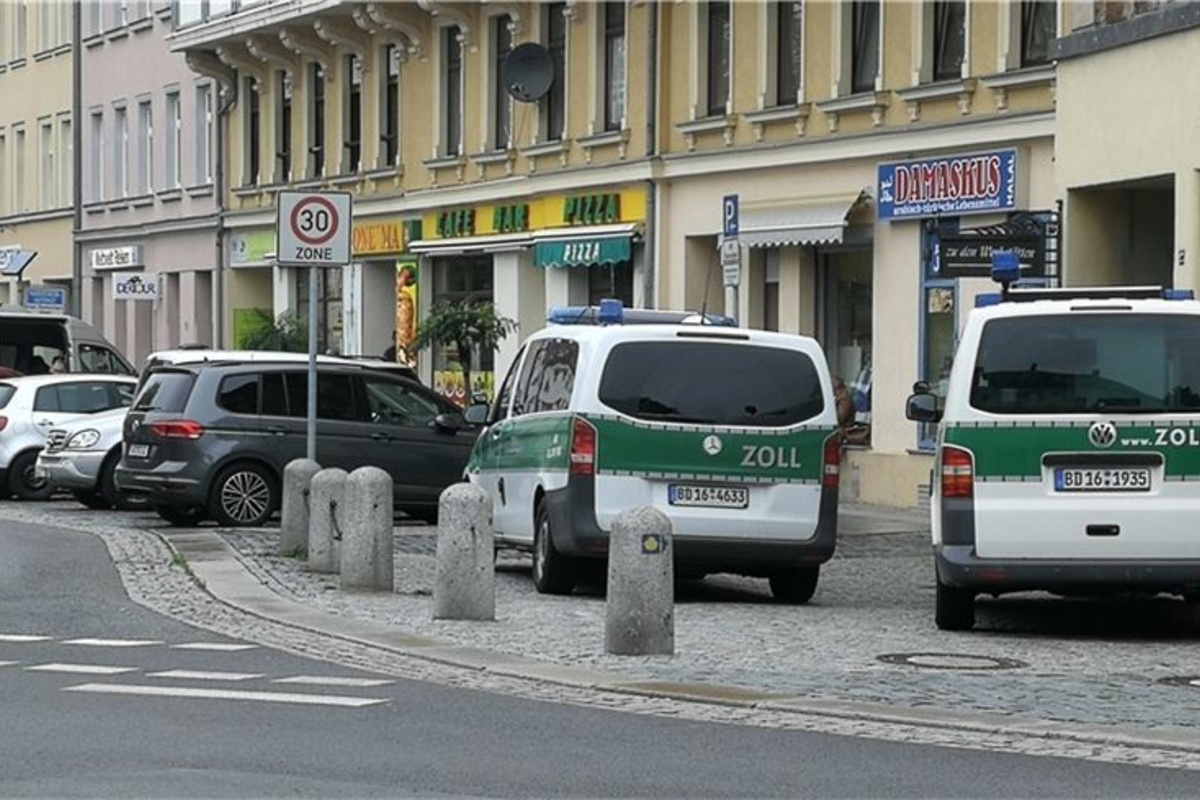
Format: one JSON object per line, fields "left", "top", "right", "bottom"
{"left": 3, "top": 517, "right": 1200, "bottom": 798}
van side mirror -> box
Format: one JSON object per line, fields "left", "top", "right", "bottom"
{"left": 463, "top": 402, "right": 490, "bottom": 426}
{"left": 906, "top": 392, "right": 941, "bottom": 423}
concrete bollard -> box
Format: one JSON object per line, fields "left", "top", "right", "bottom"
{"left": 340, "top": 466, "right": 394, "bottom": 592}
{"left": 605, "top": 506, "right": 675, "bottom": 656}
{"left": 279, "top": 458, "right": 321, "bottom": 556}
{"left": 307, "top": 467, "right": 348, "bottom": 574}
{"left": 432, "top": 483, "right": 495, "bottom": 621}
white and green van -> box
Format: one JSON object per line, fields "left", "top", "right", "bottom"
{"left": 465, "top": 301, "right": 841, "bottom": 602}
{"left": 907, "top": 282, "right": 1200, "bottom": 631}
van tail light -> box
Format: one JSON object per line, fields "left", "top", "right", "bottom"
{"left": 569, "top": 416, "right": 597, "bottom": 476}
{"left": 941, "top": 446, "right": 975, "bottom": 498}
{"left": 150, "top": 420, "right": 205, "bottom": 440}
{"left": 822, "top": 435, "right": 840, "bottom": 489}
{"left": 0, "top": 416, "right": 7, "bottom": 433}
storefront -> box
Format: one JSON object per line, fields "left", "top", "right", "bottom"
{"left": 228, "top": 226, "right": 277, "bottom": 349}
{"left": 343, "top": 215, "right": 414, "bottom": 362}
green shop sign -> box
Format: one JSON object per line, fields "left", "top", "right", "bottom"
{"left": 563, "top": 193, "right": 620, "bottom": 226}
{"left": 534, "top": 236, "right": 631, "bottom": 268}
{"left": 436, "top": 209, "right": 476, "bottom": 238}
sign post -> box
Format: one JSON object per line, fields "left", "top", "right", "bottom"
{"left": 720, "top": 194, "right": 741, "bottom": 321}
{"left": 276, "top": 190, "right": 353, "bottom": 462}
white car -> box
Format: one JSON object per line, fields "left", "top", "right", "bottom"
{"left": 0, "top": 374, "right": 138, "bottom": 500}
{"left": 36, "top": 406, "right": 145, "bottom": 510}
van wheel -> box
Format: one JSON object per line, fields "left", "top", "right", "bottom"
{"left": 769, "top": 567, "right": 819, "bottom": 604}
{"left": 154, "top": 504, "right": 206, "bottom": 527}
{"left": 935, "top": 579, "right": 976, "bottom": 631}
{"left": 72, "top": 489, "right": 112, "bottom": 510}
{"left": 9, "top": 450, "right": 53, "bottom": 500}
{"left": 532, "top": 501, "right": 577, "bottom": 595}
{"left": 99, "top": 450, "right": 147, "bottom": 511}
{"left": 210, "top": 462, "right": 277, "bottom": 528}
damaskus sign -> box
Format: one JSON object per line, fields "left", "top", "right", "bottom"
{"left": 111, "top": 272, "right": 160, "bottom": 301}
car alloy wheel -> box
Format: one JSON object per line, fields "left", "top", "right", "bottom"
{"left": 211, "top": 463, "right": 276, "bottom": 528}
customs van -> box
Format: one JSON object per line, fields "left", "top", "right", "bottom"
{"left": 907, "top": 280, "right": 1200, "bottom": 631}
{"left": 465, "top": 301, "right": 841, "bottom": 603}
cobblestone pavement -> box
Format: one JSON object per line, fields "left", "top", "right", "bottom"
{"left": 5, "top": 499, "right": 1200, "bottom": 771}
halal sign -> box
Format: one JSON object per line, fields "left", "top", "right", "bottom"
{"left": 276, "top": 191, "right": 353, "bottom": 266}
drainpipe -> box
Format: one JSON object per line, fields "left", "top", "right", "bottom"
{"left": 642, "top": 0, "right": 659, "bottom": 309}
{"left": 215, "top": 83, "right": 236, "bottom": 348}
{"left": 71, "top": 2, "right": 83, "bottom": 317}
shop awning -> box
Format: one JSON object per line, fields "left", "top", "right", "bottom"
{"left": 407, "top": 231, "right": 533, "bottom": 255}
{"left": 737, "top": 193, "right": 869, "bottom": 248}
{"left": 533, "top": 223, "right": 639, "bottom": 268}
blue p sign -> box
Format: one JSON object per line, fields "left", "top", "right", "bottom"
{"left": 722, "top": 194, "right": 739, "bottom": 239}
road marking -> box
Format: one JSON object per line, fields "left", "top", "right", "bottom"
{"left": 64, "top": 683, "right": 389, "bottom": 708}
{"left": 171, "top": 643, "right": 258, "bottom": 652}
{"left": 62, "top": 638, "right": 162, "bottom": 648}
{"left": 27, "top": 663, "right": 138, "bottom": 675}
{"left": 0, "top": 661, "right": 17, "bottom": 668}
{"left": 147, "top": 670, "right": 264, "bottom": 682}
{"left": 0, "top": 634, "right": 52, "bottom": 642}
{"left": 272, "top": 675, "right": 396, "bottom": 688}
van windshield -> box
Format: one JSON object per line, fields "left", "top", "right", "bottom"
{"left": 598, "top": 341, "right": 825, "bottom": 427}
{"left": 971, "top": 314, "right": 1200, "bottom": 414}
{"left": 132, "top": 370, "right": 195, "bottom": 413}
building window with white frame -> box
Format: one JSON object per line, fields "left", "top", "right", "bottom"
{"left": 14, "top": 127, "right": 27, "bottom": 212}
{"left": 195, "top": 83, "right": 213, "bottom": 184}
{"left": 1021, "top": 0, "right": 1055, "bottom": 66}
{"left": 851, "top": 0, "right": 880, "bottom": 94}
{"left": 492, "top": 15, "right": 512, "bottom": 149}
{"left": 244, "top": 75, "right": 260, "bottom": 184}
{"left": 57, "top": 115, "right": 71, "bottom": 205}
{"left": 164, "top": 89, "right": 181, "bottom": 188}
{"left": 15, "top": 0, "right": 28, "bottom": 59}
{"left": 39, "top": 119, "right": 54, "bottom": 209}
{"left": 102, "top": 0, "right": 125, "bottom": 32}
{"left": 442, "top": 26, "right": 463, "bottom": 156}
{"left": 36, "top": 1, "right": 54, "bottom": 52}
{"left": 706, "top": 1, "right": 730, "bottom": 117}
{"left": 88, "top": 110, "right": 104, "bottom": 202}
{"left": 127, "top": 0, "right": 150, "bottom": 23}
{"left": 113, "top": 105, "right": 128, "bottom": 197}
{"left": 933, "top": 0, "right": 966, "bottom": 81}
{"left": 775, "top": 1, "right": 802, "bottom": 106}
{"left": 380, "top": 45, "right": 399, "bottom": 167}
{"left": 603, "top": 2, "right": 625, "bottom": 132}
{"left": 136, "top": 99, "right": 153, "bottom": 195}
{"left": 343, "top": 55, "right": 362, "bottom": 173}
{"left": 175, "top": 0, "right": 202, "bottom": 28}
{"left": 83, "top": 1, "right": 102, "bottom": 38}
{"left": 308, "top": 63, "right": 325, "bottom": 177}
{"left": 277, "top": 70, "right": 292, "bottom": 182}
{"left": 541, "top": 3, "right": 566, "bottom": 142}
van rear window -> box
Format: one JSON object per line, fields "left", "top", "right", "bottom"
{"left": 132, "top": 370, "right": 196, "bottom": 413}
{"left": 598, "top": 341, "right": 825, "bottom": 427}
{"left": 971, "top": 314, "right": 1200, "bottom": 414}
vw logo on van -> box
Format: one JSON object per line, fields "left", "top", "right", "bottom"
{"left": 1088, "top": 421, "right": 1117, "bottom": 448}
{"left": 702, "top": 435, "right": 723, "bottom": 456}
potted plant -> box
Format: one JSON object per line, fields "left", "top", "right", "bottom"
{"left": 411, "top": 300, "right": 517, "bottom": 405}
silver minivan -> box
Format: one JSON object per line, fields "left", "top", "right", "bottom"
{"left": 0, "top": 309, "right": 135, "bottom": 376}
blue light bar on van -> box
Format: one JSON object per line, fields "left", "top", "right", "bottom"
{"left": 1163, "top": 289, "right": 1196, "bottom": 301}
{"left": 546, "top": 304, "right": 739, "bottom": 327}
{"left": 597, "top": 298, "right": 624, "bottom": 325}
{"left": 990, "top": 250, "right": 1020, "bottom": 285}
{"left": 975, "top": 293, "right": 1003, "bottom": 308}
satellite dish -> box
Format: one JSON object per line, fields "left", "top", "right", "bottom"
{"left": 503, "top": 42, "right": 554, "bottom": 103}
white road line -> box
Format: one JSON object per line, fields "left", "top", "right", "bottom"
{"left": 64, "top": 683, "right": 389, "bottom": 708}
{"left": 0, "top": 634, "right": 52, "bottom": 643}
{"left": 27, "top": 663, "right": 138, "bottom": 675}
{"left": 62, "top": 638, "right": 162, "bottom": 648}
{"left": 0, "top": 661, "right": 17, "bottom": 668}
{"left": 171, "top": 643, "right": 258, "bottom": 652}
{"left": 272, "top": 675, "right": 396, "bottom": 688}
{"left": 147, "top": 670, "right": 264, "bottom": 682}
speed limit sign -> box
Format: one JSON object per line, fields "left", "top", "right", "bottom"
{"left": 276, "top": 190, "right": 353, "bottom": 267}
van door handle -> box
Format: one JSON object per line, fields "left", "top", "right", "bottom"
{"left": 371, "top": 432, "right": 389, "bottom": 441}
{"left": 265, "top": 425, "right": 287, "bottom": 435}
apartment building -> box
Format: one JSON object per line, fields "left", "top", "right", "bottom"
{"left": 80, "top": 0, "right": 221, "bottom": 364}
{"left": 0, "top": 0, "right": 74, "bottom": 311}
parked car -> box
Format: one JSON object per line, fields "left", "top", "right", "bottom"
{"left": 139, "top": 348, "right": 419, "bottom": 384}
{"left": 0, "top": 308, "right": 136, "bottom": 376}
{"left": 36, "top": 407, "right": 146, "bottom": 510}
{"left": 116, "top": 359, "right": 478, "bottom": 528}
{"left": 0, "top": 374, "right": 139, "bottom": 499}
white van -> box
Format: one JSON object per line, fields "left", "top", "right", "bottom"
{"left": 465, "top": 301, "right": 841, "bottom": 603}
{"left": 907, "top": 282, "right": 1200, "bottom": 630}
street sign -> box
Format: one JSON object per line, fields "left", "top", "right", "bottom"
{"left": 276, "top": 190, "right": 353, "bottom": 267}
{"left": 722, "top": 194, "right": 739, "bottom": 239}
{"left": 24, "top": 285, "right": 67, "bottom": 311}
{"left": 721, "top": 237, "right": 741, "bottom": 288}
{"left": 0, "top": 247, "right": 37, "bottom": 277}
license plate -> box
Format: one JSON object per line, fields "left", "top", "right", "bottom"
{"left": 668, "top": 483, "right": 749, "bottom": 509}
{"left": 1053, "top": 467, "right": 1151, "bottom": 492}
{"left": 127, "top": 444, "right": 150, "bottom": 458}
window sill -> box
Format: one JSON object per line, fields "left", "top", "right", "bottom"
{"left": 129, "top": 193, "right": 155, "bottom": 209}
{"left": 185, "top": 184, "right": 214, "bottom": 198}
{"left": 980, "top": 65, "right": 1056, "bottom": 111}
{"left": 8, "top": 57, "right": 26, "bottom": 70}
{"left": 292, "top": 178, "right": 326, "bottom": 190}
{"left": 578, "top": 128, "right": 631, "bottom": 163}
{"left": 328, "top": 172, "right": 364, "bottom": 188}
{"left": 129, "top": 16, "right": 154, "bottom": 33}
{"left": 895, "top": 78, "right": 976, "bottom": 121}
{"left": 422, "top": 155, "right": 467, "bottom": 186}
{"left": 33, "top": 49, "right": 56, "bottom": 63}
{"left": 106, "top": 27, "right": 129, "bottom": 42}
{"left": 154, "top": 4, "right": 172, "bottom": 21}
{"left": 743, "top": 103, "right": 813, "bottom": 139}
{"left": 83, "top": 34, "right": 105, "bottom": 49}
{"left": 815, "top": 91, "right": 889, "bottom": 132}
{"left": 231, "top": 185, "right": 260, "bottom": 199}
{"left": 469, "top": 149, "right": 515, "bottom": 177}
{"left": 158, "top": 187, "right": 183, "bottom": 203}
{"left": 84, "top": 202, "right": 107, "bottom": 216}
{"left": 365, "top": 164, "right": 402, "bottom": 180}
{"left": 675, "top": 115, "right": 736, "bottom": 151}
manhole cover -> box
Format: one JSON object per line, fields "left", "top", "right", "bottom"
{"left": 877, "top": 652, "right": 1027, "bottom": 671}
{"left": 1157, "top": 676, "right": 1200, "bottom": 689}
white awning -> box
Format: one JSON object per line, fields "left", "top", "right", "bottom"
{"left": 737, "top": 193, "right": 869, "bottom": 248}
{"left": 407, "top": 231, "right": 532, "bottom": 255}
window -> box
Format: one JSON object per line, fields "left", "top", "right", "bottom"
{"left": 0, "top": 130, "right": 7, "bottom": 215}
{"left": 195, "top": 83, "right": 213, "bottom": 184}
{"left": 175, "top": 0, "right": 202, "bottom": 28}
{"left": 57, "top": 116, "right": 71, "bottom": 205}
{"left": 261, "top": 372, "right": 288, "bottom": 416}
{"left": 132, "top": 371, "right": 194, "bottom": 412}
{"left": 603, "top": 3, "right": 625, "bottom": 131}
{"left": 541, "top": 3, "right": 566, "bottom": 142}
{"left": 84, "top": 2, "right": 102, "bottom": 37}
{"left": 296, "top": 268, "right": 343, "bottom": 355}
{"left": 362, "top": 375, "right": 443, "bottom": 427}
{"left": 165, "top": 90, "right": 181, "bottom": 188}
{"left": 14, "top": 127, "right": 26, "bottom": 212}
{"left": 277, "top": 71, "right": 292, "bottom": 182}
{"left": 491, "top": 343, "right": 526, "bottom": 421}
{"left": 244, "top": 75, "right": 260, "bottom": 185}
{"left": 88, "top": 110, "right": 104, "bottom": 202}
{"left": 442, "top": 26, "right": 463, "bottom": 156}
{"left": 492, "top": 15, "right": 512, "bottom": 148}
{"left": 512, "top": 339, "right": 580, "bottom": 415}
{"left": 102, "top": 0, "right": 125, "bottom": 31}
{"left": 343, "top": 55, "right": 362, "bottom": 173}
{"left": 127, "top": 0, "right": 150, "bottom": 22}
{"left": 431, "top": 256, "right": 494, "bottom": 402}
{"left": 588, "top": 263, "right": 633, "bottom": 306}
{"left": 851, "top": 0, "right": 880, "bottom": 94}
{"left": 208, "top": 0, "right": 233, "bottom": 16}
{"left": 113, "top": 105, "right": 128, "bottom": 197}
{"left": 282, "top": 371, "right": 357, "bottom": 421}
{"left": 218, "top": 374, "right": 259, "bottom": 415}
{"left": 934, "top": 0, "right": 966, "bottom": 81}
{"left": 706, "top": 1, "right": 731, "bottom": 116}
{"left": 380, "top": 45, "right": 399, "bottom": 166}
{"left": 308, "top": 63, "right": 325, "bottom": 177}
{"left": 136, "top": 99, "right": 152, "bottom": 195}
{"left": 39, "top": 119, "right": 54, "bottom": 209}
{"left": 1021, "top": 0, "right": 1056, "bottom": 66}
{"left": 14, "top": 0, "right": 27, "bottom": 59}
{"left": 37, "top": 1, "right": 54, "bottom": 52}
{"left": 776, "top": 2, "right": 802, "bottom": 105}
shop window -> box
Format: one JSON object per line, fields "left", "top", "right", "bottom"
{"left": 587, "top": 263, "right": 634, "bottom": 306}
{"left": 775, "top": 1, "right": 803, "bottom": 106}
{"left": 432, "top": 256, "right": 495, "bottom": 401}
{"left": 296, "top": 268, "right": 344, "bottom": 355}
{"left": 541, "top": 3, "right": 567, "bottom": 141}
{"left": 851, "top": 0, "right": 880, "bottom": 94}
{"left": 933, "top": 0, "right": 966, "bottom": 81}
{"left": 823, "top": 250, "right": 872, "bottom": 445}
{"left": 1020, "top": 1, "right": 1056, "bottom": 67}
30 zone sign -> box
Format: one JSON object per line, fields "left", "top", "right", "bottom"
{"left": 276, "top": 190, "right": 353, "bottom": 267}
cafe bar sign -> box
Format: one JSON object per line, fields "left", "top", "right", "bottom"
{"left": 877, "top": 150, "right": 1017, "bottom": 220}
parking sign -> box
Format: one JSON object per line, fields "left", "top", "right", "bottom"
{"left": 722, "top": 194, "right": 739, "bottom": 239}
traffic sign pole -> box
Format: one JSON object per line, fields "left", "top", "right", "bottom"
{"left": 721, "top": 194, "right": 740, "bottom": 322}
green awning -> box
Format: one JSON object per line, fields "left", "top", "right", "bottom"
{"left": 534, "top": 236, "right": 631, "bottom": 268}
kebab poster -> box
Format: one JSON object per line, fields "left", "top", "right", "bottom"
{"left": 395, "top": 258, "right": 418, "bottom": 366}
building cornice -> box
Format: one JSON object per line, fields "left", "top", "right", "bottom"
{"left": 76, "top": 214, "right": 221, "bottom": 242}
